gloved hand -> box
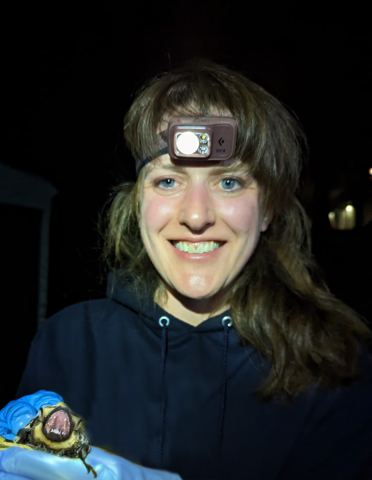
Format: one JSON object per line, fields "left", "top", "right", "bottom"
{"left": 0, "top": 391, "right": 182, "bottom": 480}
{"left": 0, "top": 390, "right": 63, "bottom": 441}
{"left": 0, "top": 446, "right": 182, "bottom": 480}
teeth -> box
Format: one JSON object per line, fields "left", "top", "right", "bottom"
{"left": 173, "top": 241, "right": 222, "bottom": 253}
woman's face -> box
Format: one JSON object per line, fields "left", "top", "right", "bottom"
{"left": 139, "top": 154, "right": 270, "bottom": 310}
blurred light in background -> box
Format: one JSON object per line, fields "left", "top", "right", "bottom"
{"left": 369, "top": 167, "right": 372, "bottom": 176}
{"left": 328, "top": 203, "right": 356, "bottom": 230}
{"left": 328, "top": 211, "right": 336, "bottom": 229}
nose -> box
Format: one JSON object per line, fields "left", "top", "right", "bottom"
{"left": 178, "top": 182, "right": 216, "bottom": 232}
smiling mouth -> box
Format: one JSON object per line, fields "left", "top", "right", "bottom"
{"left": 171, "top": 241, "right": 224, "bottom": 253}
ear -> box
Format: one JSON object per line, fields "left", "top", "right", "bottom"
{"left": 260, "top": 212, "right": 272, "bottom": 232}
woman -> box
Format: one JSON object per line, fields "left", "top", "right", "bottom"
{"left": 3, "top": 59, "right": 372, "bottom": 479}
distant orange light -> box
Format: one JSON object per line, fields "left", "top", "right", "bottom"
{"left": 369, "top": 167, "right": 372, "bottom": 176}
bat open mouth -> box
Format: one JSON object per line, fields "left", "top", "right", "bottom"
{"left": 42, "top": 406, "right": 72, "bottom": 442}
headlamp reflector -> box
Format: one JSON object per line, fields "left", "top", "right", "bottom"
{"left": 176, "top": 132, "right": 200, "bottom": 155}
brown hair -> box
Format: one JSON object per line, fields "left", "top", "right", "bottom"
{"left": 99, "top": 59, "right": 372, "bottom": 404}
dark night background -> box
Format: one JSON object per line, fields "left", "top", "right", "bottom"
{"left": 2, "top": 1, "right": 371, "bottom": 407}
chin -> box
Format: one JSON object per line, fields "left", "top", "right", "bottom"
{"left": 180, "top": 290, "right": 215, "bottom": 301}
{"left": 171, "top": 278, "right": 221, "bottom": 301}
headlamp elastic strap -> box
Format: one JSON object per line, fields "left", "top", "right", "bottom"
{"left": 135, "top": 146, "right": 169, "bottom": 177}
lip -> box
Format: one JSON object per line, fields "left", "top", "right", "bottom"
{"left": 168, "top": 240, "right": 226, "bottom": 260}
{"left": 169, "top": 239, "right": 227, "bottom": 244}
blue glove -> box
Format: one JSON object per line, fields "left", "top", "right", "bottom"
{"left": 0, "top": 392, "right": 182, "bottom": 480}
{"left": 0, "top": 447, "right": 182, "bottom": 480}
{"left": 0, "top": 391, "right": 63, "bottom": 441}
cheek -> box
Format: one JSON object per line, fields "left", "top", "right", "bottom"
{"left": 219, "top": 197, "right": 261, "bottom": 234}
{"left": 140, "top": 195, "right": 175, "bottom": 236}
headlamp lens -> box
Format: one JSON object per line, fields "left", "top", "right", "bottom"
{"left": 176, "top": 132, "right": 200, "bottom": 155}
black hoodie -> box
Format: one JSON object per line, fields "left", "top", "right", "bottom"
{"left": 17, "top": 275, "right": 372, "bottom": 479}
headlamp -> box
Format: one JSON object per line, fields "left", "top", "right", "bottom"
{"left": 169, "top": 117, "right": 237, "bottom": 160}
{"left": 135, "top": 117, "right": 237, "bottom": 176}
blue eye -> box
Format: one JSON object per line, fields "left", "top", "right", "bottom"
{"left": 159, "top": 178, "right": 175, "bottom": 188}
{"left": 221, "top": 179, "right": 239, "bottom": 190}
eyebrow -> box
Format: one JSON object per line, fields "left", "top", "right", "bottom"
{"left": 147, "top": 162, "right": 250, "bottom": 175}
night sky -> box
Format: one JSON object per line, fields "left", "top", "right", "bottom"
{"left": 2, "top": 3, "right": 371, "bottom": 399}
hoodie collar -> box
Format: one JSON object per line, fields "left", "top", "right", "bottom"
{"left": 106, "top": 271, "right": 233, "bottom": 335}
